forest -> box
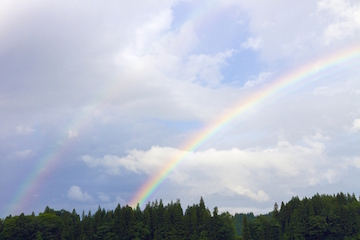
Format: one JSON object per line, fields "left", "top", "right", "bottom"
{"left": 0, "top": 192, "right": 360, "bottom": 239}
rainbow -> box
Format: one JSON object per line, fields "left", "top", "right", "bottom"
{"left": 5, "top": 42, "right": 360, "bottom": 216}
{"left": 7, "top": 144, "right": 71, "bottom": 215}
{"left": 3, "top": 3, "right": 219, "bottom": 216}
{"left": 4, "top": 105, "right": 106, "bottom": 216}
{"left": 128, "top": 43, "right": 360, "bottom": 207}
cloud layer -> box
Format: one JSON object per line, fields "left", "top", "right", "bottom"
{"left": 1, "top": 0, "right": 360, "bottom": 217}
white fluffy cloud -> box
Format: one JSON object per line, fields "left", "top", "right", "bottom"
{"left": 318, "top": 0, "right": 360, "bottom": 44}
{"left": 82, "top": 146, "right": 180, "bottom": 175}
{"left": 183, "top": 50, "right": 234, "bottom": 87}
{"left": 67, "top": 186, "right": 93, "bottom": 202}
{"left": 82, "top": 138, "right": 340, "bottom": 203}
{"left": 244, "top": 72, "right": 273, "bottom": 88}
{"left": 225, "top": 0, "right": 360, "bottom": 61}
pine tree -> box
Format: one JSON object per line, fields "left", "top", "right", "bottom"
{"left": 242, "top": 215, "right": 252, "bottom": 240}
{"left": 273, "top": 202, "right": 279, "bottom": 221}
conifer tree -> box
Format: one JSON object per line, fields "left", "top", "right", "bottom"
{"left": 242, "top": 215, "right": 252, "bottom": 240}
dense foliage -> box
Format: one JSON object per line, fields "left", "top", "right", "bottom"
{"left": 0, "top": 197, "right": 236, "bottom": 240}
{"left": 236, "top": 192, "right": 360, "bottom": 240}
{"left": 1, "top": 192, "right": 360, "bottom": 239}
{"left": 232, "top": 212, "right": 256, "bottom": 237}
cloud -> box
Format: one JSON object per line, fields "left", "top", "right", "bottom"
{"left": 82, "top": 138, "right": 338, "bottom": 202}
{"left": 317, "top": 0, "right": 360, "bottom": 44}
{"left": 183, "top": 50, "right": 234, "bottom": 87}
{"left": 226, "top": 0, "right": 321, "bottom": 61}
{"left": 354, "top": 157, "right": 360, "bottom": 168}
{"left": 351, "top": 118, "right": 360, "bottom": 132}
{"left": 68, "top": 130, "right": 78, "bottom": 138}
{"left": 82, "top": 146, "right": 180, "bottom": 175}
{"left": 2, "top": 0, "right": 360, "bottom": 216}
{"left": 308, "top": 131, "right": 331, "bottom": 141}
{"left": 130, "top": 9, "right": 173, "bottom": 55}
{"left": 16, "top": 125, "right": 35, "bottom": 135}
{"left": 115, "top": 196, "right": 126, "bottom": 206}
{"left": 244, "top": 71, "right": 273, "bottom": 88}
{"left": 241, "top": 37, "right": 262, "bottom": 50}
{"left": 313, "top": 86, "right": 345, "bottom": 96}
{"left": 223, "top": 0, "right": 360, "bottom": 62}
{"left": 323, "top": 169, "right": 341, "bottom": 184}
{"left": 13, "top": 149, "right": 33, "bottom": 159}
{"left": 67, "top": 186, "right": 93, "bottom": 202}
{"left": 98, "top": 192, "right": 111, "bottom": 203}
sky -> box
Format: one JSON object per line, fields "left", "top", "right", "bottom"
{"left": 1, "top": 0, "right": 360, "bottom": 217}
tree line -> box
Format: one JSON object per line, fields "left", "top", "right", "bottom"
{"left": 1, "top": 192, "right": 360, "bottom": 239}
{"left": 0, "top": 197, "right": 235, "bottom": 239}
{"left": 238, "top": 192, "right": 360, "bottom": 240}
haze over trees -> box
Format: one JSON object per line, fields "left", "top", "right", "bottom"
{"left": 1, "top": 193, "right": 360, "bottom": 239}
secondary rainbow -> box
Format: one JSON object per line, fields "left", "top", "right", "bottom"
{"left": 129, "top": 43, "right": 360, "bottom": 207}
{"left": 5, "top": 109, "right": 88, "bottom": 216}
{"left": 5, "top": 104, "right": 107, "bottom": 216}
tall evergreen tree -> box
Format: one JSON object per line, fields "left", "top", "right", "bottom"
{"left": 242, "top": 214, "right": 252, "bottom": 240}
